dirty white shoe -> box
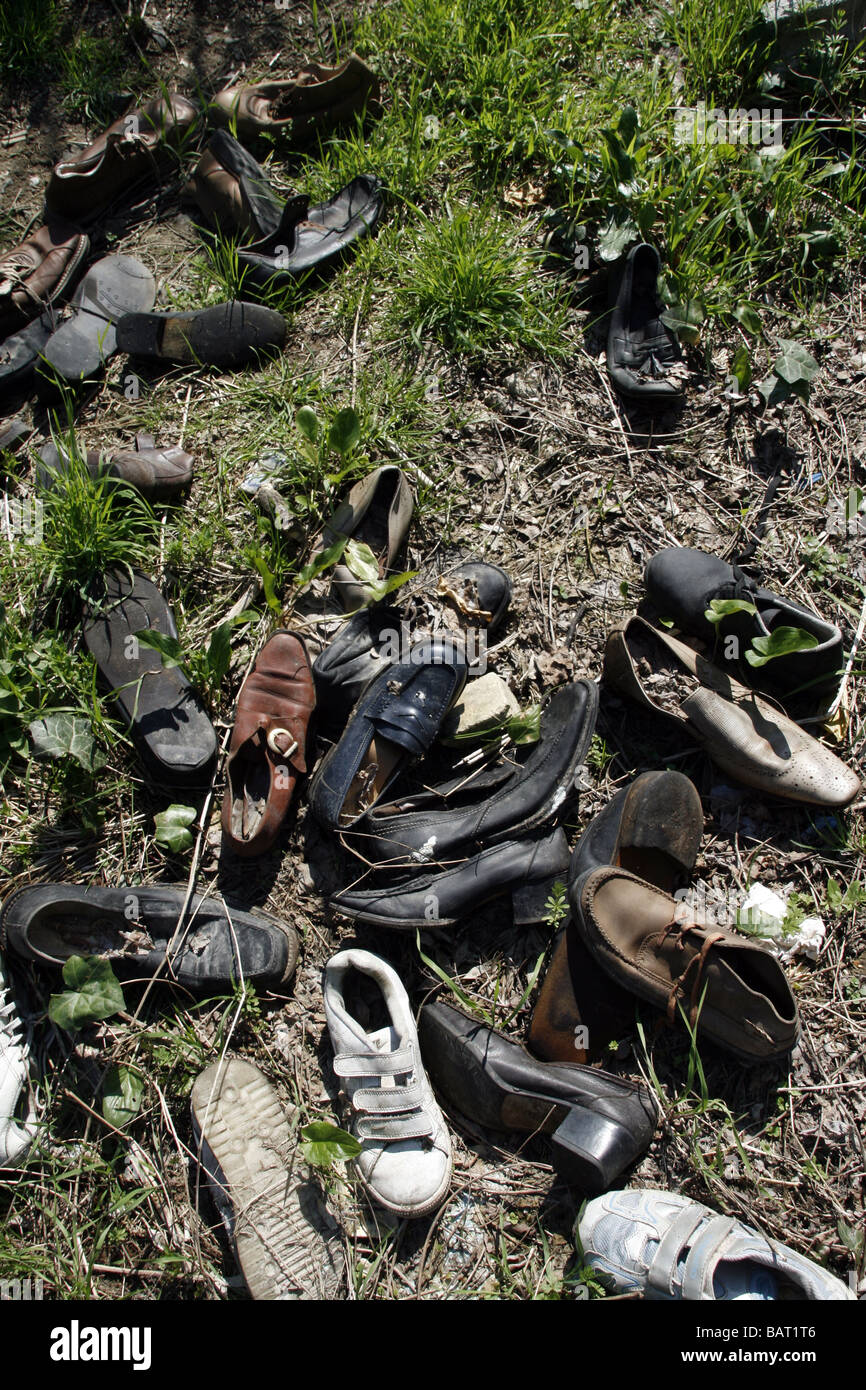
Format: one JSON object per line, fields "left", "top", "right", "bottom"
{"left": 323, "top": 948, "right": 452, "bottom": 1218}
{"left": 577, "top": 1188, "right": 855, "bottom": 1300}
{"left": 0, "top": 950, "right": 35, "bottom": 1168}
{"left": 191, "top": 1057, "right": 345, "bottom": 1300}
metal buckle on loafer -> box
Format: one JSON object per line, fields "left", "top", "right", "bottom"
{"left": 266, "top": 727, "right": 298, "bottom": 759}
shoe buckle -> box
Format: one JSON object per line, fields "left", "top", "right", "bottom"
{"left": 267, "top": 727, "right": 298, "bottom": 758}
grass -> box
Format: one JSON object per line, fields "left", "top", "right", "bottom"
{"left": 1, "top": 0, "right": 865, "bottom": 1306}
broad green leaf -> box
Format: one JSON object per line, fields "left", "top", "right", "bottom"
{"left": 344, "top": 538, "right": 380, "bottom": 585}
{"left": 773, "top": 340, "right": 819, "bottom": 387}
{"left": 617, "top": 104, "right": 639, "bottom": 147}
{"left": 154, "top": 803, "right": 197, "bottom": 853}
{"left": 756, "top": 373, "right": 792, "bottom": 407}
{"left": 249, "top": 550, "right": 282, "bottom": 615}
{"left": 734, "top": 303, "right": 762, "bottom": 336}
{"left": 730, "top": 345, "right": 752, "bottom": 393}
{"left": 48, "top": 956, "right": 125, "bottom": 1030}
{"left": 845, "top": 486, "right": 864, "bottom": 524}
{"left": 295, "top": 535, "right": 348, "bottom": 586}
{"left": 206, "top": 621, "right": 233, "bottom": 688}
{"left": 135, "top": 629, "right": 186, "bottom": 669}
{"left": 745, "top": 626, "right": 819, "bottom": 667}
{"left": 295, "top": 405, "right": 321, "bottom": 443}
{"left": 103, "top": 1064, "right": 144, "bottom": 1128}
{"left": 704, "top": 598, "right": 758, "bottom": 625}
{"left": 300, "top": 1121, "right": 361, "bottom": 1168}
{"left": 29, "top": 712, "right": 102, "bottom": 771}
{"left": 327, "top": 407, "right": 362, "bottom": 457}
{"left": 601, "top": 128, "right": 639, "bottom": 194}
{"left": 597, "top": 213, "right": 639, "bottom": 263}
{"left": 660, "top": 298, "right": 706, "bottom": 346}
{"left": 363, "top": 570, "right": 418, "bottom": 604}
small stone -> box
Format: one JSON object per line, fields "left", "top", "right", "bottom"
{"left": 440, "top": 672, "right": 520, "bottom": 741}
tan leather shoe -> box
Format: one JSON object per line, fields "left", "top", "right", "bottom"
{"left": 572, "top": 865, "right": 799, "bottom": 1063}
{"left": 222, "top": 631, "right": 315, "bottom": 856}
{"left": 45, "top": 93, "right": 199, "bottom": 223}
{"left": 0, "top": 224, "right": 89, "bottom": 338}
{"left": 38, "top": 432, "right": 194, "bottom": 500}
{"left": 211, "top": 55, "right": 380, "bottom": 143}
{"left": 604, "top": 616, "right": 861, "bottom": 807}
{"left": 315, "top": 465, "right": 415, "bottom": 612}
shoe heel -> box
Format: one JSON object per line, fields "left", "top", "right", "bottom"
{"left": 511, "top": 874, "right": 564, "bottom": 926}
{"left": 550, "top": 1106, "right": 643, "bottom": 1193}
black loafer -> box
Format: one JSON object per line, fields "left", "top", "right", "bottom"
{"left": 83, "top": 568, "right": 218, "bottom": 786}
{"left": 312, "top": 560, "right": 512, "bottom": 733}
{"left": 645, "top": 546, "right": 843, "bottom": 702}
{"left": 308, "top": 635, "right": 468, "bottom": 829}
{"left": 235, "top": 175, "right": 383, "bottom": 291}
{"left": 607, "top": 243, "right": 684, "bottom": 404}
{"left": 0, "top": 315, "right": 54, "bottom": 397}
{"left": 418, "top": 1000, "right": 658, "bottom": 1191}
{"left": 329, "top": 827, "right": 570, "bottom": 929}
{"left": 116, "top": 299, "right": 287, "bottom": 369}
{"left": 349, "top": 680, "right": 599, "bottom": 867}
{"left": 0, "top": 884, "right": 298, "bottom": 991}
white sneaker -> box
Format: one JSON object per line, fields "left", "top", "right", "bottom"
{"left": 0, "top": 950, "right": 34, "bottom": 1168}
{"left": 577, "top": 1187, "right": 855, "bottom": 1300}
{"left": 323, "top": 948, "right": 452, "bottom": 1218}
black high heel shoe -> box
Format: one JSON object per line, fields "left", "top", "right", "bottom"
{"left": 418, "top": 1000, "right": 658, "bottom": 1192}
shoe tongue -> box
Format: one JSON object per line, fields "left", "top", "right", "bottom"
{"left": 273, "top": 194, "right": 310, "bottom": 247}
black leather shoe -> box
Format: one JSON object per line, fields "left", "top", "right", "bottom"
{"left": 529, "top": 771, "right": 702, "bottom": 1067}
{"left": 419, "top": 1000, "right": 658, "bottom": 1191}
{"left": 645, "top": 546, "right": 843, "bottom": 702}
{"left": 0, "top": 885, "right": 298, "bottom": 991}
{"left": 308, "top": 635, "right": 468, "bottom": 828}
{"left": 313, "top": 560, "right": 512, "bottom": 733}
{"left": 348, "top": 680, "right": 598, "bottom": 867}
{"left": 607, "top": 243, "right": 684, "bottom": 404}
{"left": 329, "top": 828, "right": 569, "bottom": 929}
{"left": 236, "top": 175, "right": 382, "bottom": 290}
{"left": 116, "top": 300, "right": 286, "bottom": 369}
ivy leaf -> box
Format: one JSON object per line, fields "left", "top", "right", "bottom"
{"left": 295, "top": 405, "right": 321, "bottom": 443}
{"left": 103, "top": 1064, "right": 144, "bottom": 1128}
{"left": 756, "top": 373, "right": 793, "bottom": 407}
{"left": 206, "top": 621, "right": 233, "bottom": 688}
{"left": 295, "top": 535, "right": 348, "bottom": 586}
{"left": 328, "top": 407, "right": 362, "bottom": 457}
{"left": 135, "top": 629, "right": 186, "bottom": 670}
{"left": 704, "top": 598, "right": 758, "bottom": 625}
{"left": 597, "top": 212, "right": 639, "bottom": 263}
{"left": 660, "top": 298, "right": 706, "bottom": 346}
{"left": 300, "top": 1121, "right": 362, "bottom": 1168}
{"left": 773, "top": 340, "right": 819, "bottom": 387}
{"left": 745, "top": 626, "right": 819, "bottom": 667}
{"left": 29, "top": 712, "right": 103, "bottom": 771}
{"left": 154, "top": 803, "right": 197, "bottom": 853}
{"left": 48, "top": 956, "right": 125, "bottom": 1030}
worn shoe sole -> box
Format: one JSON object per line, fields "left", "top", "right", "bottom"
{"left": 116, "top": 300, "right": 286, "bottom": 369}
{"left": 191, "top": 1059, "right": 344, "bottom": 1300}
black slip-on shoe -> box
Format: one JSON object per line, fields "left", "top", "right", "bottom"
{"left": 0, "top": 885, "right": 297, "bottom": 991}
{"left": 312, "top": 559, "right": 513, "bottom": 733}
{"left": 328, "top": 827, "right": 570, "bottom": 929}
{"left": 235, "top": 175, "right": 383, "bottom": 290}
{"left": 418, "top": 999, "right": 658, "bottom": 1191}
{"left": 607, "top": 243, "right": 684, "bottom": 405}
{"left": 116, "top": 299, "right": 286, "bottom": 370}
{"left": 348, "top": 679, "right": 599, "bottom": 868}
{"left": 0, "top": 315, "right": 54, "bottom": 397}
{"left": 308, "top": 634, "right": 468, "bottom": 829}
{"left": 645, "top": 545, "right": 844, "bottom": 703}
{"left": 82, "top": 567, "right": 217, "bottom": 786}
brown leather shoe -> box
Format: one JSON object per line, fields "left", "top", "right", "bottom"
{"left": 530, "top": 772, "right": 704, "bottom": 1066}
{"left": 222, "top": 631, "right": 315, "bottom": 856}
{"left": 187, "top": 131, "right": 285, "bottom": 240}
{"left": 45, "top": 93, "right": 199, "bottom": 223}
{"left": 0, "top": 224, "right": 89, "bottom": 339}
{"left": 38, "top": 431, "right": 194, "bottom": 499}
{"left": 604, "top": 616, "right": 861, "bottom": 807}
{"left": 572, "top": 865, "right": 799, "bottom": 1064}
{"left": 211, "top": 55, "right": 380, "bottom": 143}
{"left": 315, "top": 465, "right": 415, "bottom": 612}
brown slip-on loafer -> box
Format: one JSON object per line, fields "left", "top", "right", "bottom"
{"left": 221, "top": 631, "right": 315, "bottom": 856}
{"left": 45, "top": 93, "right": 199, "bottom": 224}
{"left": 572, "top": 865, "right": 799, "bottom": 1064}
{"left": 314, "top": 465, "right": 415, "bottom": 612}
{"left": 0, "top": 224, "right": 89, "bottom": 339}
{"left": 39, "top": 431, "right": 194, "bottom": 500}
{"left": 211, "top": 55, "right": 380, "bottom": 143}
{"left": 604, "top": 615, "right": 861, "bottom": 807}
{"left": 530, "top": 771, "right": 704, "bottom": 1066}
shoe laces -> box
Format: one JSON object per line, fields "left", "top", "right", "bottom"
{"left": 658, "top": 917, "right": 726, "bottom": 1027}
{"left": 0, "top": 986, "right": 25, "bottom": 1051}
